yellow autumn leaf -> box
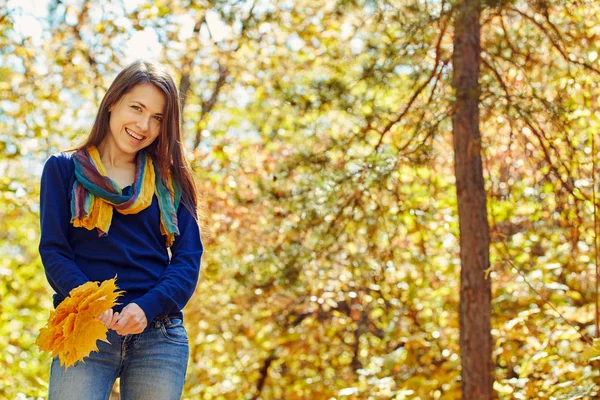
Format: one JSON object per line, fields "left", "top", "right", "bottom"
{"left": 582, "top": 338, "right": 600, "bottom": 362}
{"left": 36, "top": 277, "right": 124, "bottom": 369}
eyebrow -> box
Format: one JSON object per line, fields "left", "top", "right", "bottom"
{"left": 131, "top": 100, "right": 163, "bottom": 116}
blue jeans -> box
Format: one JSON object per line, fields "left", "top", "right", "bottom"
{"left": 48, "top": 316, "right": 189, "bottom": 400}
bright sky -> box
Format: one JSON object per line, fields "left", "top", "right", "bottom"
{"left": 9, "top": 0, "right": 344, "bottom": 66}
{"left": 8, "top": 0, "right": 232, "bottom": 63}
{"left": 8, "top": 0, "right": 46, "bottom": 45}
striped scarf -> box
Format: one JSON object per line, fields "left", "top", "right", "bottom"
{"left": 70, "top": 146, "right": 181, "bottom": 247}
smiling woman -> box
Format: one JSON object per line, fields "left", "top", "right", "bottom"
{"left": 38, "top": 60, "right": 204, "bottom": 400}
{"left": 108, "top": 84, "right": 164, "bottom": 150}
{"left": 100, "top": 83, "right": 166, "bottom": 188}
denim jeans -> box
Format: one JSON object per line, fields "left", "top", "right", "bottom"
{"left": 48, "top": 316, "right": 189, "bottom": 400}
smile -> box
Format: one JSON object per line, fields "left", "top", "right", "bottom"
{"left": 125, "top": 128, "right": 145, "bottom": 141}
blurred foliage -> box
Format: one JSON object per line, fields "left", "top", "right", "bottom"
{"left": 1, "top": 0, "right": 600, "bottom": 399}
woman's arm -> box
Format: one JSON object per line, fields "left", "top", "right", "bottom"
{"left": 132, "top": 200, "right": 203, "bottom": 323}
{"left": 39, "top": 155, "right": 89, "bottom": 298}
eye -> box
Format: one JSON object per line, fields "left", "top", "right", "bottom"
{"left": 153, "top": 115, "right": 163, "bottom": 122}
{"left": 131, "top": 105, "right": 142, "bottom": 112}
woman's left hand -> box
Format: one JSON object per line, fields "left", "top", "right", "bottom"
{"left": 113, "top": 303, "right": 148, "bottom": 335}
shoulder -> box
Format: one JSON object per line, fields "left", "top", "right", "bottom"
{"left": 42, "top": 152, "right": 75, "bottom": 183}
{"left": 44, "top": 152, "right": 74, "bottom": 170}
{"left": 47, "top": 151, "right": 74, "bottom": 163}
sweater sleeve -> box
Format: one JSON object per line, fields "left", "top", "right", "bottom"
{"left": 132, "top": 201, "right": 203, "bottom": 323}
{"left": 39, "top": 155, "right": 89, "bottom": 298}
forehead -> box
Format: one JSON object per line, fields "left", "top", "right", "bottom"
{"left": 123, "top": 83, "right": 166, "bottom": 113}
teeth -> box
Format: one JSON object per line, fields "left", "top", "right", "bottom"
{"left": 126, "top": 128, "right": 144, "bottom": 141}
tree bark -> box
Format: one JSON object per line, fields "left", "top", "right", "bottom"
{"left": 452, "top": 0, "right": 493, "bottom": 399}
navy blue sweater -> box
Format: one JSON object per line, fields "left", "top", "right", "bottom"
{"left": 39, "top": 153, "right": 203, "bottom": 323}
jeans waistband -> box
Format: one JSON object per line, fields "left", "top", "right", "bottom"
{"left": 152, "top": 313, "right": 183, "bottom": 323}
{"left": 151, "top": 314, "right": 183, "bottom": 329}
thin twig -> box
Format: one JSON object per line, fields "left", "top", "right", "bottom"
{"left": 592, "top": 131, "right": 599, "bottom": 338}
{"left": 373, "top": 12, "right": 450, "bottom": 152}
{"left": 499, "top": 241, "right": 592, "bottom": 345}
{"left": 509, "top": 6, "right": 600, "bottom": 76}
{"left": 482, "top": 142, "right": 592, "bottom": 345}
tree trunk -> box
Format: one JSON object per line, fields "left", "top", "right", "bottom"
{"left": 452, "top": 0, "right": 493, "bottom": 399}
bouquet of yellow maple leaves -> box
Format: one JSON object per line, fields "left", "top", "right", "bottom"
{"left": 36, "top": 277, "right": 124, "bottom": 369}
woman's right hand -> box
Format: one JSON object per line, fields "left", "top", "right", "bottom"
{"left": 96, "top": 309, "right": 120, "bottom": 330}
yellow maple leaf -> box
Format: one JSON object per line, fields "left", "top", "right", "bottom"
{"left": 582, "top": 338, "right": 600, "bottom": 362}
{"left": 36, "top": 277, "right": 124, "bottom": 369}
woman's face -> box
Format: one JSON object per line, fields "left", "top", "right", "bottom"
{"left": 106, "top": 83, "right": 166, "bottom": 156}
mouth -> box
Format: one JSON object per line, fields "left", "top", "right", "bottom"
{"left": 125, "top": 127, "right": 145, "bottom": 142}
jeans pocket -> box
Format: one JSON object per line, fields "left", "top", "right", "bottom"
{"left": 160, "top": 318, "right": 188, "bottom": 345}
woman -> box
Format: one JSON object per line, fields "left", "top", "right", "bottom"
{"left": 39, "top": 60, "right": 203, "bottom": 399}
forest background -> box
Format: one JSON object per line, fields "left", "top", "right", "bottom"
{"left": 1, "top": 0, "right": 600, "bottom": 399}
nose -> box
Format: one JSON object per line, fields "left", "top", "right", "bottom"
{"left": 136, "top": 115, "right": 150, "bottom": 132}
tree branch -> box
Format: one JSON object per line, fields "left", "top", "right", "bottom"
{"left": 373, "top": 16, "right": 450, "bottom": 152}
{"left": 509, "top": 6, "right": 600, "bottom": 75}
{"left": 179, "top": 14, "right": 205, "bottom": 123}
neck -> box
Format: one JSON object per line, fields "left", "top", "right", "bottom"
{"left": 97, "top": 137, "right": 136, "bottom": 167}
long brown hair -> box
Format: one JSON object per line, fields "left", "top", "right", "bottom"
{"left": 74, "top": 60, "right": 198, "bottom": 216}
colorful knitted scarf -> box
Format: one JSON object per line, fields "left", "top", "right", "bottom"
{"left": 70, "top": 146, "right": 181, "bottom": 247}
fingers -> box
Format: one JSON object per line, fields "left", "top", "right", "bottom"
{"left": 113, "top": 312, "right": 145, "bottom": 336}
{"left": 94, "top": 309, "right": 124, "bottom": 330}
{"left": 92, "top": 308, "right": 144, "bottom": 334}
{"left": 114, "top": 319, "right": 142, "bottom": 335}
{"left": 105, "top": 310, "right": 113, "bottom": 327}
{"left": 112, "top": 311, "right": 136, "bottom": 335}
{"left": 96, "top": 309, "right": 113, "bottom": 328}
{"left": 114, "top": 310, "right": 132, "bottom": 335}
{"left": 107, "top": 312, "right": 119, "bottom": 330}
{"left": 111, "top": 304, "right": 149, "bottom": 336}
